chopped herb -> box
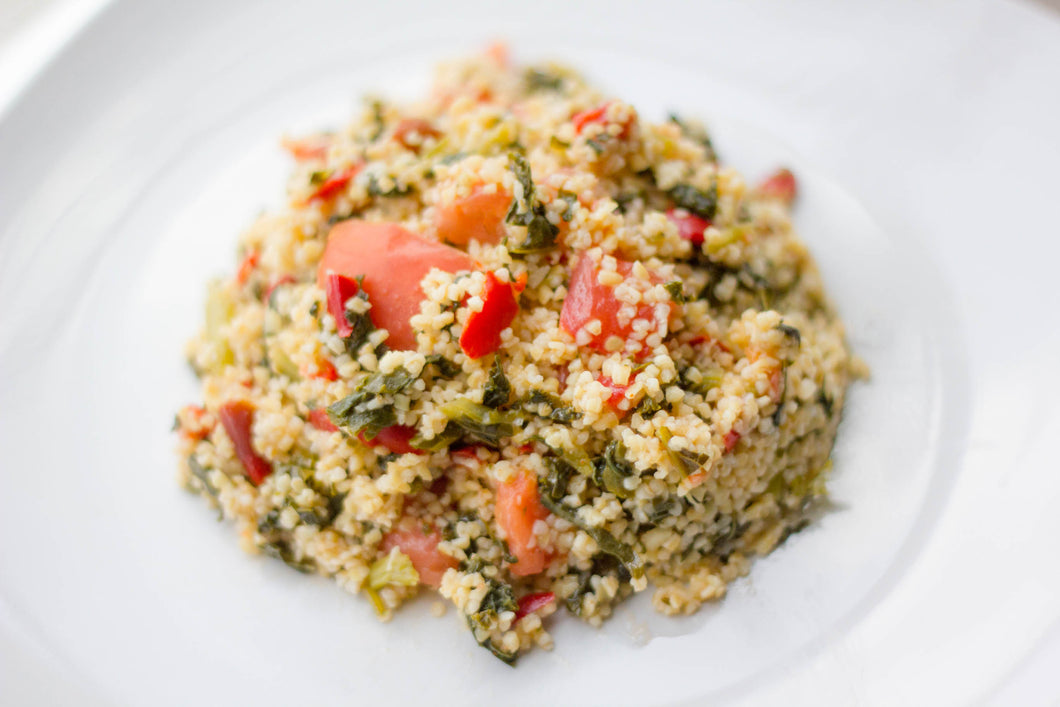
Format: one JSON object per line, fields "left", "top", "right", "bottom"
{"left": 368, "top": 99, "right": 386, "bottom": 141}
{"left": 668, "top": 182, "right": 718, "bottom": 221}
{"left": 542, "top": 457, "right": 576, "bottom": 502}
{"left": 482, "top": 357, "right": 512, "bottom": 408}
{"left": 504, "top": 152, "right": 560, "bottom": 254}
{"left": 817, "top": 388, "right": 834, "bottom": 419}
{"left": 308, "top": 301, "right": 320, "bottom": 318}
{"left": 613, "top": 191, "right": 643, "bottom": 214}
{"left": 438, "top": 151, "right": 468, "bottom": 165}
{"left": 466, "top": 574, "right": 519, "bottom": 665}
{"left": 549, "top": 136, "right": 570, "bottom": 150}
{"left": 646, "top": 497, "right": 677, "bottom": 524}
{"left": 187, "top": 455, "right": 219, "bottom": 500}
{"left": 664, "top": 280, "right": 687, "bottom": 303}
{"left": 668, "top": 113, "right": 718, "bottom": 162}
{"left": 595, "top": 440, "right": 636, "bottom": 499}
{"left": 679, "top": 365, "right": 724, "bottom": 396}
{"left": 439, "top": 398, "right": 516, "bottom": 446}
{"left": 633, "top": 395, "right": 665, "bottom": 418}
{"left": 327, "top": 368, "right": 416, "bottom": 439}
{"left": 524, "top": 68, "right": 564, "bottom": 92}
{"left": 424, "top": 353, "right": 461, "bottom": 378}
{"left": 368, "top": 548, "right": 420, "bottom": 589}
{"left": 586, "top": 137, "right": 607, "bottom": 154}
{"left": 261, "top": 538, "right": 316, "bottom": 574}
{"left": 367, "top": 174, "right": 414, "bottom": 198}
{"left": 658, "top": 425, "right": 706, "bottom": 476}
{"left": 520, "top": 389, "right": 581, "bottom": 424}
{"left": 777, "top": 323, "right": 802, "bottom": 347}
{"left": 558, "top": 191, "right": 578, "bottom": 221}
{"left": 340, "top": 276, "right": 375, "bottom": 356}
{"left": 538, "top": 494, "right": 644, "bottom": 581}
{"left": 410, "top": 422, "right": 464, "bottom": 452}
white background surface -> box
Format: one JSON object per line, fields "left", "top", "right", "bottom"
{"left": 1, "top": 1, "right": 1059, "bottom": 705}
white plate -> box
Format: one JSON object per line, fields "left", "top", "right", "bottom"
{"left": 1, "top": 1, "right": 1059, "bottom": 705}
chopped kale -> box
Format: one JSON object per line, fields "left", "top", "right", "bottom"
{"left": 538, "top": 494, "right": 644, "bottom": 581}
{"left": 669, "top": 182, "right": 718, "bottom": 221}
{"left": 594, "top": 440, "right": 636, "bottom": 499}
{"left": 186, "top": 455, "right": 218, "bottom": 498}
{"left": 438, "top": 151, "right": 468, "bottom": 165}
{"left": 633, "top": 395, "right": 666, "bottom": 419}
{"left": 368, "top": 99, "right": 386, "bottom": 141}
{"left": 524, "top": 68, "right": 564, "bottom": 92}
{"left": 439, "top": 398, "right": 516, "bottom": 446}
{"left": 367, "top": 174, "right": 414, "bottom": 198}
{"left": 668, "top": 113, "right": 718, "bottom": 162}
{"left": 558, "top": 191, "right": 578, "bottom": 222}
{"left": 664, "top": 280, "right": 688, "bottom": 304}
{"left": 520, "top": 389, "right": 581, "bottom": 424}
{"left": 613, "top": 191, "right": 643, "bottom": 214}
{"left": 341, "top": 275, "right": 375, "bottom": 356}
{"left": 424, "top": 354, "right": 461, "bottom": 378}
{"left": 542, "top": 456, "right": 576, "bottom": 502}
{"left": 777, "top": 323, "right": 802, "bottom": 348}
{"left": 327, "top": 368, "right": 416, "bottom": 439}
{"left": 466, "top": 573, "right": 519, "bottom": 665}
{"left": 410, "top": 422, "right": 464, "bottom": 452}
{"left": 504, "top": 152, "right": 560, "bottom": 254}
{"left": 482, "top": 357, "right": 512, "bottom": 408}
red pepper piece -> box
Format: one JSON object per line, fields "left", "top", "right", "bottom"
{"left": 324, "top": 272, "right": 360, "bottom": 338}
{"left": 666, "top": 208, "right": 711, "bottom": 246}
{"left": 236, "top": 250, "right": 259, "bottom": 286}
{"left": 757, "top": 168, "right": 797, "bottom": 204}
{"left": 723, "top": 429, "right": 741, "bottom": 453}
{"left": 217, "top": 401, "right": 272, "bottom": 485}
{"left": 307, "top": 164, "right": 360, "bottom": 202}
{"left": 307, "top": 408, "right": 339, "bottom": 433}
{"left": 598, "top": 375, "right": 630, "bottom": 412}
{"left": 392, "top": 118, "right": 441, "bottom": 152}
{"left": 357, "top": 425, "right": 423, "bottom": 455}
{"left": 515, "top": 592, "right": 556, "bottom": 621}
{"left": 459, "top": 272, "right": 519, "bottom": 359}
{"left": 262, "top": 274, "right": 296, "bottom": 303}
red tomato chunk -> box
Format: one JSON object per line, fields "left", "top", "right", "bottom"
{"left": 217, "top": 400, "right": 272, "bottom": 485}
{"left": 496, "top": 473, "right": 552, "bottom": 577}
{"left": 514, "top": 592, "right": 556, "bottom": 621}
{"left": 307, "top": 164, "right": 360, "bottom": 203}
{"left": 317, "top": 221, "right": 472, "bottom": 350}
{"left": 324, "top": 272, "right": 361, "bottom": 338}
{"left": 598, "top": 375, "right": 629, "bottom": 412}
{"left": 357, "top": 425, "right": 423, "bottom": 455}
{"left": 434, "top": 186, "right": 511, "bottom": 246}
{"left": 459, "top": 272, "right": 520, "bottom": 359}
{"left": 559, "top": 253, "right": 668, "bottom": 357}
{"left": 380, "top": 526, "right": 457, "bottom": 588}
{"left": 757, "top": 167, "right": 797, "bottom": 204}
{"left": 307, "top": 408, "right": 339, "bottom": 433}
{"left": 666, "top": 208, "right": 711, "bottom": 246}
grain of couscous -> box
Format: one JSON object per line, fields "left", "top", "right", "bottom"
{"left": 175, "top": 47, "right": 860, "bottom": 664}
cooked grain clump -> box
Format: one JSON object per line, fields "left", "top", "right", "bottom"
{"left": 175, "top": 47, "right": 860, "bottom": 664}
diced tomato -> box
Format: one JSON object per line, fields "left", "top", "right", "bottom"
{"left": 495, "top": 472, "right": 552, "bottom": 577}
{"left": 236, "top": 250, "right": 259, "bottom": 286}
{"left": 723, "top": 429, "right": 741, "bottom": 453}
{"left": 451, "top": 445, "right": 486, "bottom": 462}
{"left": 768, "top": 368, "right": 783, "bottom": 403}
{"left": 307, "top": 408, "right": 339, "bottom": 433}
{"left": 307, "top": 164, "right": 361, "bottom": 203}
{"left": 380, "top": 525, "right": 457, "bottom": 588}
{"left": 310, "top": 356, "right": 339, "bottom": 381}
{"left": 598, "top": 375, "right": 629, "bottom": 412}
{"left": 262, "top": 275, "right": 296, "bottom": 303}
{"left": 317, "top": 221, "right": 472, "bottom": 350}
{"left": 281, "top": 135, "right": 331, "bottom": 161}
{"left": 559, "top": 253, "right": 669, "bottom": 358}
{"left": 324, "top": 272, "right": 360, "bottom": 338}
{"left": 757, "top": 168, "right": 797, "bottom": 204}
{"left": 459, "top": 272, "right": 520, "bottom": 359}
{"left": 178, "top": 404, "right": 212, "bottom": 442}
{"left": 428, "top": 475, "right": 450, "bottom": 496}
{"left": 484, "top": 40, "right": 509, "bottom": 67}
{"left": 517, "top": 443, "right": 535, "bottom": 455}
{"left": 217, "top": 401, "right": 272, "bottom": 485}
{"left": 434, "top": 186, "right": 511, "bottom": 247}
{"left": 392, "top": 118, "right": 441, "bottom": 152}
{"left": 514, "top": 592, "right": 555, "bottom": 621}
{"left": 666, "top": 208, "right": 711, "bottom": 246}
{"left": 357, "top": 425, "right": 422, "bottom": 455}
{"left": 572, "top": 101, "right": 633, "bottom": 138}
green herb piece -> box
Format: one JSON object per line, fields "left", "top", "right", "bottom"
{"left": 658, "top": 426, "right": 706, "bottom": 477}
{"left": 327, "top": 368, "right": 415, "bottom": 439}
{"left": 368, "top": 548, "right": 420, "bottom": 590}
{"left": 542, "top": 457, "right": 575, "bottom": 502}
{"left": 410, "top": 422, "right": 464, "bottom": 452}
{"left": 538, "top": 494, "right": 644, "bottom": 581}
{"left": 368, "top": 99, "right": 386, "bottom": 141}
{"left": 520, "top": 389, "right": 581, "bottom": 424}
{"left": 439, "top": 398, "right": 516, "bottom": 446}
{"left": 633, "top": 395, "right": 665, "bottom": 419}
{"left": 664, "top": 280, "right": 687, "bottom": 304}
{"left": 777, "top": 323, "right": 802, "bottom": 347}
{"left": 438, "top": 151, "right": 468, "bottom": 165}
{"left": 504, "top": 152, "right": 560, "bottom": 254}
{"left": 204, "top": 279, "right": 235, "bottom": 370}
{"left": 524, "top": 68, "right": 564, "bottom": 92}
{"left": 558, "top": 191, "right": 578, "bottom": 222}
{"left": 679, "top": 365, "right": 724, "bottom": 396}
{"left": 367, "top": 174, "right": 414, "bottom": 198}
{"left": 549, "top": 136, "right": 570, "bottom": 151}
{"left": 613, "top": 191, "right": 643, "bottom": 214}
{"left": 187, "top": 455, "right": 219, "bottom": 500}
{"left": 646, "top": 497, "right": 677, "bottom": 524}
{"left": 466, "top": 574, "right": 519, "bottom": 665}
{"left": 668, "top": 182, "right": 718, "bottom": 221}
{"left": 261, "top": 538, "right": 316, "bottom": 574}
{"left": 309, "top": 169, "right": 330, "bottom": 186}
{"left": 482, "top": 357, "right": 511, "bottom": 408}
{"left": 668, "top": 113, "right": 718, "bottom": 162}
{"left": 594, "top": 440, "right": 636, "bottom": 499}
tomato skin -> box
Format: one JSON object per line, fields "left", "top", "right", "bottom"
{"left": 559, "top": 253, "right": 667, "bottom": 358}
{"left": 571, "top": 101, "right": 633, "bottom": 138}
{"left": 324, "top": 272, "right": 360, "bottom": 338}
{"left": 459, "top": 272, "right": 520, "bottom": 359}
{"left": 217, "top": 401, "right": 272, "bottom": 485}
{"left": 357, "top": 425, "right": 423, "bottom": 455}
{"left": 495, "top": 473, "right": 552, "bottom": 577}
{"left": 665, "top": 208, "right": 711, "bottom": 246}
{"left": 723, "top": 429, "right": 741, "bottom": 453}
{"left": 236, "top": 250, "right": 259, "bottom": 286}
{"left": 514, "top": 592, "right": 555, "bottom": 621}
{"left": 434, "top": 186, "right": 511, "bottom": 247}
{"left": 757, "top": 168, "right": 797, "bottom": 204}
{"left": 598, "top": 375, "right": 629, "bottom": 413}
{"left": 380, "top": 526, "right": 457, "bottom": 588}
{"left": 281, "top": 135, "right": 330, "bottom": 161}
{"left": 307, "top": 164, "right": 360, "bottom": 203}
{"left": 317, "top": 221, "right": 472, "bottom": 350}
{"left": 392, "top": 118, "right": 441, "bottom": 152}
{"left": 307, "top": 408, "right": 339, "bottom": 433}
